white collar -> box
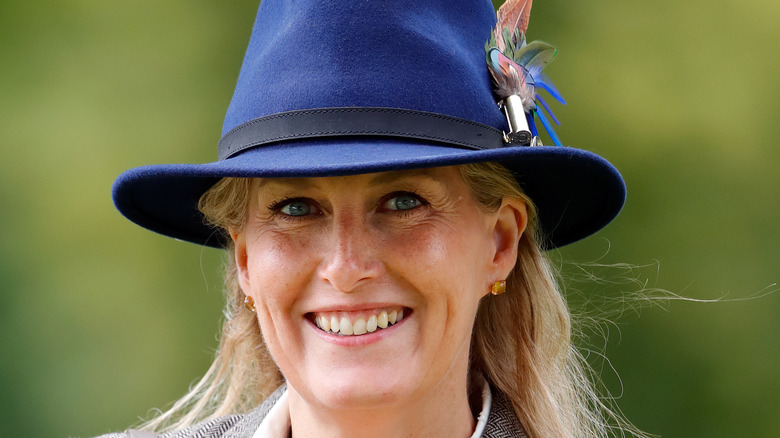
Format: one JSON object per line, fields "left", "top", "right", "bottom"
{"left": 252, "top": 378, "right": 492, "bottom": 438}
{"left": 251, "top": 389, "right": 290, "bottom": 438}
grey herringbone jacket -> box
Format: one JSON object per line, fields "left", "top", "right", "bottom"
{"left": 96, "top": 385, "right": 528, "bottom": 438}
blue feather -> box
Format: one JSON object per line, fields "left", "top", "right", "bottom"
{"left": 527, "top": 112, "right": 538, "bottom": 136}
{"left": 534, "top": 73, "right": 566, "bottom": 105}
{"left": 535, "top": 108, "right": 562, "bottom": 146}
{"left": 486, "top": 48, "right": 501, "bottom": 75}
{"left": 535, "top": 94, "right": 560, "bottom": 125}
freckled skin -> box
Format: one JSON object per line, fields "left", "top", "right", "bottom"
{"left": 232, "top": 166, "right": 527, "bottom": 437}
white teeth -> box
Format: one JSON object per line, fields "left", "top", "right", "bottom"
{"left": 320, "top": 315, "right": 331, "bottom": 332}
{"left": 315, "top": 309, "right": 406, "bottom": 336}
{"left": 353, "top": 318, "right": 367, "bottom": 335}
{"left": 366, "top": 315, "right": 377, "bottom": 333}
{"left": 339, "top": 317, "right": 354, "bottom": 335}
{"left": 377, "top": 311, "right": 388, "bottom": 328}
{"left": 331, "top": 316, "right": 340, "bottom": 333}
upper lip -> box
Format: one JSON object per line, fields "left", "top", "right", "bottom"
{"left": 305, "top": 302, "right": 409, "bottom": 314}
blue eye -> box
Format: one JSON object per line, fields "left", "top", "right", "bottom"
{"left": 384, "top": 194, "right": 422, "bottom": 211}
{"left": 280, "top": 200, "right": 312, "bottom": 216}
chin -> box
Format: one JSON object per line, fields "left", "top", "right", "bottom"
{"left": 302, "top": 366, "right": 419, "bottom": 410}
{"left": 317, "top": 380, "right": 412, "bottom": 410}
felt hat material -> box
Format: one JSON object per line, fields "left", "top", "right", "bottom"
{"left": 112, "top": 0, "right": 626, "bottom": 249}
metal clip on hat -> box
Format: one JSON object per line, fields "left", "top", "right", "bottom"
{"left": 500, "top": 95, "right": 533, "bottom": 146}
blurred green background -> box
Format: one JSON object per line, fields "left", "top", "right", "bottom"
{"left": 0, "top": 0, "right": 777, "bottom": 436}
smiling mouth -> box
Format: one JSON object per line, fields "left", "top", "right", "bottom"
{"left": 311, "top": 308, "right": 407, "bottom": 336}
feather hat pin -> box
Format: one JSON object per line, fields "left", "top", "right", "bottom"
{"left": 486, "top": 0, "right": 566, "bottom": 146}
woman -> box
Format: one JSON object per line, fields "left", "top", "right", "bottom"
{"left": 105, "top": 0, "right": 639, "bottom": 437}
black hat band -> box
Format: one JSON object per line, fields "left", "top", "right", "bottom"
{"left": 218, "top": 107, "right": 507, "bottom": 161}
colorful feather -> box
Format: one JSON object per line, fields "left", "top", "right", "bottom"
{"left": 486, "top": 0, "right": 565, "bottom": 146}
{"left": 486, "top": 48, "right": 535, "bottom": 109}
{"left": 535, "top": 94, "right": 559, "bottom": 126}
{"left": 494, "top": 0, "right": 532, "bottom": 53}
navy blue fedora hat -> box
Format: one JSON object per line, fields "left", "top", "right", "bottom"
{"left": 112, "top": 0, "right": 625, "bottom": 249}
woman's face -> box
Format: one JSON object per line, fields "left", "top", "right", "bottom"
{"left": 233, "top": 166, "right": 526, "bottom": 411}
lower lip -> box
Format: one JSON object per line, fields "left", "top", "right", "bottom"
{"left": 308, "top": 312, "right": 410, "bottom": 346}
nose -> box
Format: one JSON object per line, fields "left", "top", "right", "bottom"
{"left": 318, "top": 214, "right": 382, "bottom": 292}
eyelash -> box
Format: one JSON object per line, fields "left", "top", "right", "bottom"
{"left": 267, "top": 197, "right": 319, "bottom": 222}
{"left": 266, "top": 191, "right": 427, "bottom": 221}
{"left": 379, "top": 191, "right": 427, "bottom": 217}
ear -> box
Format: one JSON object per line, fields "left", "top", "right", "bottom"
{"left": 486, "top": 198, "right": 528, "bottom": 292}
{"left": 230, "top": 228, "right": 252, "bottom": 295}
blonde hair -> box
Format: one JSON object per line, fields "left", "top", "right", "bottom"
{"left": 142, "top": 163, "right": 646, "bottom": 438}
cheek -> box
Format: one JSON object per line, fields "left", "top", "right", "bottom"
{"left": 389, "top": 221, "right": 488, "bottom": 310}
{"left": 245, "top": 231, "right": 318, "bottom": 309}
{"left": 400, "top": 221, "right": 485, "bottom": 277}
{"left": 400, "top": 225, "right": 485, "bottom": 361}
{"left": 244, "top": 233, "right": 316, "bottom": 364}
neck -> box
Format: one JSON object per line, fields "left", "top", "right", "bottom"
{"left": 287, "top": 374, "right": 476, "bottom": 438}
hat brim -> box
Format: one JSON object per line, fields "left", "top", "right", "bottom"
{"left": 112, "top": 138, "right": 625, "bottom": 249}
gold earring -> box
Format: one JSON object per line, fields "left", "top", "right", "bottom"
{"left": 491, "top": 280, "right": 506, "bottom": 295}
{"left": 244, "top": 295, "right": 256, "bottom": 312}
